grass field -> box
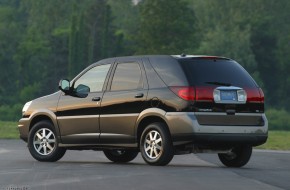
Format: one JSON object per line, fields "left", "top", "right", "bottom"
{"left": 0, "top": 121, "right": 19, "bottom": 139}
{"left": 0, "top": 121, "right": 289, "bottom": 150}
{"left": 257, "top": 131, "right": 290, "bottom": 150}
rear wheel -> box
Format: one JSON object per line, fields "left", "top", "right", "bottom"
{"left": 218, "top": 145, "right": 252, "bottom": 167}
{"left": 103, "top": 150, "right": 138, "bottom": 163}
{"left": 140, "top": 122, "right": 174, "bottom": 166}
{"left": 28, "top": 120, "right": 66, "bottom": 162}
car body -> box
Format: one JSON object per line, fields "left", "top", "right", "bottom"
{"left": 18, "top": 55, "right": 268, "bottom": 167}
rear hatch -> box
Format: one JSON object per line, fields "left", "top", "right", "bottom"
{"left": 178, "top": 57, "right": 265, "bottom": 126}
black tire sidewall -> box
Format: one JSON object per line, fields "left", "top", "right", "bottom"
{"left": 140, "top": 122, "right": 174, "bottom": 166}
{"left": 103, "top": 150, "right": 138, "bottom": 163}
{"left": 218, "top": 145, "right": 252, "bottom": 167}
{"left": 28, "top": 120, "right": 65, "bottom": 162}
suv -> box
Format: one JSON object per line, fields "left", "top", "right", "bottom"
{"left": 18, "top": 55, "right": 268, "bottom": 167}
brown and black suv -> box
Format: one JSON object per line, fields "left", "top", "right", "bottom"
{"left": 18, "top": 55, "right": 268, "bottom": 167}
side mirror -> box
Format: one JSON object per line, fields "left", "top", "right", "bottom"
{"left": 75, "top": 84, "right": 90, "bottom": 98}
{"left": 59, "top": 79, "right": 70, "bottom": 94}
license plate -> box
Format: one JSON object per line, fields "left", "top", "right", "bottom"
{"left": 220, "top": 90, "right": 237, "bottom": 101}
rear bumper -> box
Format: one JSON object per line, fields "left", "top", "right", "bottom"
{"left": 172, "top": 133, "right": 268, "bottom": 147}
{"left": 165, "top": 112, "right": 268, "bottom": 147}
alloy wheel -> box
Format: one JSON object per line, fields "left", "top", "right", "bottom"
{"left": 143, "top": 130, "right": 163, "bottom": 159}
{"left": 33, "top": 128, "right": 56, "bottom": 156}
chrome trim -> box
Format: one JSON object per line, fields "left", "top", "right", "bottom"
{"left": 65, "top": 133, "right": 100, "bottom": 137}
{"left": 101, "top": 133, "right": 132, "bottom": 137}
{"left": 213, "top": 86, "right": 247, "bottom": 104}
{"left": 64, "top": 133, "right": 132, "bottom": 137}
{"left": 57, "top": 113, "right": 139, "bottom": 119}
{"left": 100, "top": 113, "right": 139, "bottom": 118}
{"left": 216, "top": 86, "right": 242, "bottom": 90}
{"left": 57, "top": 115, "right": 99, "bottom": 119}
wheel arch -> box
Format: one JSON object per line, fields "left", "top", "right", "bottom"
{"left": 136, "top": 108, "right": 171, "bottom": 147}
{"left": 29, "top": 110, "right": 61, "bottom": 141}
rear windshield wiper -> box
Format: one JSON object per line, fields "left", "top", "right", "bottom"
{"left": 205, "top": 81, "right": 231, "bottom": 86}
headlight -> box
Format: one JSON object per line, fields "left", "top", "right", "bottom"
{"left": 22, "top": 101, "right": 32, "bottom": 114}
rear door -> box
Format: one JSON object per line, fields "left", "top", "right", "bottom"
{"left": 100, "top": 58, "right": 148, "bottom": 145}
{"left": 56, "top": 63, "right": 112, "bottom": 144}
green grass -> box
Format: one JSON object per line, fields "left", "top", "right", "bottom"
{"left": 0, "top": 121, "right": 19, "bottom": 139}
{"left": 0, "top": 121, "right": 289, "bottom": 150}
{"left": 256, "top": 131, "right": 290, "bottom": 151}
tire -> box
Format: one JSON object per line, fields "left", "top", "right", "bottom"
{"left": 140, "top": 122, "right": 174, "bottom": 166}
{"left": 103, "top": 150, "right": 138, "bottom": 163}
{"left": 218, "top": 145, "right": 252, "bottom": 167}
{"left": 28, "top": 120, "right": 66, "bottom": 162}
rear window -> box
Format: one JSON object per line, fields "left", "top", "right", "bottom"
{"left": 179, "top": 58, "right": 257, "bottom": 88}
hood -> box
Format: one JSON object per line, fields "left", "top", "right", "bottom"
{"left": 23, "top": 91, "right": 62, "bottom": 117}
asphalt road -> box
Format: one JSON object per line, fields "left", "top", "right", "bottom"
{"left": 0, "top": 140, "right": 289, "bottom": 190}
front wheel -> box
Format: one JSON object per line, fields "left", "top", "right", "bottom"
{"left": 28, "top": 120, "right": 66, "bottom": 162}
{"left": 218, "top": 145, "right": 252, "bottom": 167}
{"left": 140, "top": 122, "right": 174, "bottom": 166}
{"left": 103, "top": 150, "right": 138, "bottom": 163}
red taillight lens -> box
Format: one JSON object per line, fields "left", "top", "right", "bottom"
{"left": 170, "top": 86, "right": 195, "bottom": 101}
{"left": 170, "top": 86, "right": 264, "bottom": 103}
{"left": 195, "top": 86, "right": 214, "bottom": 102}
{"left": 245, "top": 88, "right": 264, "bottom": 103}
{"left": 170, "top": 86, "right": 214, "bottom": 102}
{"left": 258, "top": 88, "right": 265, "bottom": 103}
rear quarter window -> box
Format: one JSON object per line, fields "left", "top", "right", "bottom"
{"left": 178, "top": 58, "right": 257, "bottom": 88}
{"left": 149, "top": 56, "right": 188, "bottom": 86}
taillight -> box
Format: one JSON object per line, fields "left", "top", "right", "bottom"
{"left": 258, "top": 88, "right": 265, "bottom": 103}
{"left": 245, "top": 88, "right": 264, "bottom": 103}
{"left": 195, "top": 86, "right": 214, "bottom": 102}
{"left": 169, "top": 86, "right": 195, "bottom": 101}
{"left": 169, "top": 86, "right": 214, "bottom": 102}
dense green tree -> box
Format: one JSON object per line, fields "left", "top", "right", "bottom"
{"left": 15, "top": 0, "right": 72, "bottom": 99}
{"left": 137, "top": 0, "right": 198, "bottom": 54}
{"left": 191, "top": 0, "right": 258, "bottom": 75}
{"left": 0, "top": 0, "right": 25, "bottom": 104}
{"left": 108, "top": 0, "right": 140, "bottom": 55}
{"left": 68, "top": 0, "right": 120, "bottom": 77}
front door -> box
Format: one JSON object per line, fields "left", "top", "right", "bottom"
{"left": 56, "top": 63, "right": 111, "bottom": 144}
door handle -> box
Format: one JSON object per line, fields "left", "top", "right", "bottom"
{"left": 135, "top": 93, "right": 144, "bottom": 98}
{"left": 92, "top": 97, "right": 101, "bottom": 101}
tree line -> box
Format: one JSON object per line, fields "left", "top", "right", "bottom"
{"left": 0, "top": 0, "right": 289, "bottom": 123}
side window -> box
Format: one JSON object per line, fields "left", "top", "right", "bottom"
{"left": 111, "top": 63, "right": 143, "bottom": 91}
{"left": 74, "top": 64, "right": 111, "bottom": 92}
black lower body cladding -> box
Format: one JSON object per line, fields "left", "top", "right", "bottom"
{"left": 196, "top": 114, "right": 265, "bottom": 126}
{"left": 172, "top": 133, "right": 268, "bottom": 147}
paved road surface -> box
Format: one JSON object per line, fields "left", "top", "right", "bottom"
{"left": 0, "top": 140, "right": 289, "bottom": 190}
